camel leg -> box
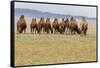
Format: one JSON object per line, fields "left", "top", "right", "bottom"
{"left": 50, "top": 27, "right": 53, "bottom": 34}
{"left": 55, "top": 28, "right": 57, "bottom": 34}
{"left": 33, "top": 28, "right": 34, "bottom": 34}
{"left": 39, "top": 26, "right": 41, "bottom": 34}
{"left": 30, "top": 27, "right": 32, "bottom": 34}
{"left": 24, "top": 29, "right": 26, "bottom": 34}
{"left": 35, "top": 28, "right": 37, "bottom": 34}
{"left": 51, "top": 29, "right": 53, "bottom": 34}
{"left": 43, "top": 27, "right": 45, "bottom": 34}
{"left": 66, "top": 27, "right": 68, "bottom": 34}
{"left": 46, "top": 28, "right": 49, "bottom": 34}
{"left": 84, "top": 30, "right": 87, "bottom": 35}
{"left": 47, "top": 29, "right": 49, "bottom": 34}
{"left": 41, "top": 27, "right": 43, "bottom": 34}
{"left": 85, "top": 28, "right": 87, "bottom": 35}
{"left": 84, "top": 31, "right": 86, "bottom": 35}
{"left": 71, "top": 29, "right": 73, "bottom": 35}
{"left": 52, "top": 28, "right": 54, "bottom": 34}
{"left": 36, "top": 25, "right": 40, "bottom": 34}
{"left": 66, "top": 27, "right": 69, "bottom": 34}
{"left": 19, "top": 27, "right": 23, "bottom": 34}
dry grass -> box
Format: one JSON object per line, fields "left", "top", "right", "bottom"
{"left": 15, "top": 18, "right": 97, "bottom": 66}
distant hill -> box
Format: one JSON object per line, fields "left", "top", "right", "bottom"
{"left": 15, "top": 8, "right": 96, "bottom": 19}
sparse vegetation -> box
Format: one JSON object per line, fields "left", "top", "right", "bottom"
{"left": 15, "top": 18, "right": 96, "bottom": 66}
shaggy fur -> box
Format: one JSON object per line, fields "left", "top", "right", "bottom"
{"left": 80, "top": 17, "right": 88, "bottom": 35}
{"left": 17, "top": 15, "right": 27, "bottom": 34}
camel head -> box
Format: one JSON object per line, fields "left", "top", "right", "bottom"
{"left": 20, "top": 15, "right": 24, "bottom": 19}
{"left": 70, "top": 17, "right": 74, "bottom": 21}
{"left": 65, "top": 18, "right": 69, "bottom": 23}
{"left": 46, "top": 18, "right": 50, "bottom": 21}
{"left": 82, "top": 17, "right": 86, "bottom": 21}
{"left": 55, "top": 18, "right": 57, "bottom": 21}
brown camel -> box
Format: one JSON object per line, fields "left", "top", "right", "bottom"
{"left": 59, "top": 18, "right": 65, "bottom": 34}
{"left": 17, "top": 15, "right": 27, "bottom": 34}
{"left": 64, "top": 18, "right": 69, "bottom": 34}
{"left": 52, "top": 18, "right": 59, "bottom": 33}
{"left": 30, "top": 18, "right": 38, "bottom": 34}
{"left": 68, "top": 17, "right": 81, "bottom": 34}
{"left": 80, "top": 17, "right": 88, "bottom": 35}
{"left": 38, "top": 17, "right": 45, "bottom": 34}
{"left": 45, "top": 18, "right": 53, "bottom": 34}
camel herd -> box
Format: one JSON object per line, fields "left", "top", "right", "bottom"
{"left": 16, "top": 15, "right": 88, "bottom": 35}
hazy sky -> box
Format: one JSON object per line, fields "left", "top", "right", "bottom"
{"left": 15, "top": 2, "right": 96, "bottom": 18}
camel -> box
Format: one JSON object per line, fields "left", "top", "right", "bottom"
{"left": 45, "top": 18, "right": 53, "bottom": 34}
{"left": 68, "top": 17, "right": 81, "bottom": 34}
{"left": 17, "top": 15, "right": 27, "bottom": 34}
{"left": 38, "top": 17, "right": 45, "bottom": 34}
{"left": 59, "top": 18, "right": 65, "bottom": 34}
{"left": 30, "top": 18, "right": 38, "bottom": 34}
{"left": 80, "top": 17, "right": 88, "bottom": 35}
{"left": 52, "top": 18, "right": 59, "bottom": 33}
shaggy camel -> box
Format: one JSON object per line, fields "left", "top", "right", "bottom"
{"left": 80, "top": 17, "right": 88, "bottom": 35}
{"left": 38, "top": 17, "right": 45, "bottom": 34}
{"left": 17, "top": 15, "right": 27, "bottom": 34}
{"left": 30, "top": 18, "right": 38, "bottom": 34}
{"left": 64, "top": 18, "right": 69, "bottom": 34}
{"left": 59, "top": 18, "right": 65, "bottom": 34}
{"left": 45, "top": 18, "right": 53, "bottom": 34}
{"left": 68, "top": 17, "right": 81, "bottom": 34}
{"left": 52, "top": 18, "right": 59, "bottom": 33}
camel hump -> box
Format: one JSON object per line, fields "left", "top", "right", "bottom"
{"left": 46, "top": 18, "right": 50, "bottom": 23}
{"left": 18, "top": 15, "right": 26, "bottom": 24}
{"left": 70, "top": 17, "right": 77, "bottom": 22}
{"left": 32, "top": 18, "right": 36, "bottom": 21}
{"left": 40, "top": 17, "right": 44, "bottom": 21}
{"left": 54, "top": 18, "right": 58, "bottom": 23}
{"left": 62, "top": 19, "right": 65, "bottom": 23}
{"left": 65, "top": 18, "right": 69, "bottom": 23}
{"left": 39, "top": 17, "right": 44, "bottom": 25}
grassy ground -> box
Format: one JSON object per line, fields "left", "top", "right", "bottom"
{"left": 15, "top": 18, "right": 97, "bottom": 66}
